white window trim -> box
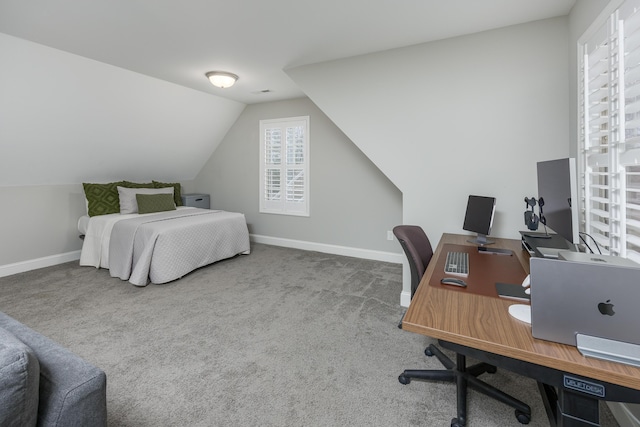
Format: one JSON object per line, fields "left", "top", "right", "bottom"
{"left": 259, "top": 116, "right": 310, "bottom": 217}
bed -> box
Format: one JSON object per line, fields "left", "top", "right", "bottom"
{"left": 79, "top": 207, "right": 250, "bottom": 286}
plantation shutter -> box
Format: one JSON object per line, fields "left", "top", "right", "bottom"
{"left": 620, "top": 2, "right": 640, "bottom": 261}
{"left": 581, "top": 0, "right": 640, "bottom": 262}
{"left": 259, "top": 117, "right": 310, "bottom": 216}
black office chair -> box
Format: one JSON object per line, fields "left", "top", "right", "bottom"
{"left": 394, "top": 225, "right": 433, "bottom": 329}
{"left": 393, "top": 225, "right": 531, "bottom": 427}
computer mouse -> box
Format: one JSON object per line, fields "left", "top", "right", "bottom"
{"left": 440, "top": 277, "right": 467, "bottom": 287}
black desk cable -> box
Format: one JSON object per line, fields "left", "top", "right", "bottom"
{"left": 579, "top": 231, "right": 602, "bottom": 254}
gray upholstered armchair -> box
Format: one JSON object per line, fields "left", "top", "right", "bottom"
{"left": 0, "top": 311, "right": 107, "bottom": 426}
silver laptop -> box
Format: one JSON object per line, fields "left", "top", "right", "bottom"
{"left": 530, "top": 257, "right": 640, "bottom": 366}
{"left": 558, "top": 250, "right": 640, "bottom": 268}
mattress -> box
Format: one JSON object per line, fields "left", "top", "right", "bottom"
{"left": 77, "top": 215, "right": 91, "bottom": 235}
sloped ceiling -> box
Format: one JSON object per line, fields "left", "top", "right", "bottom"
{"left": 0, "top": 0, "right": 576, "bottom": 105}
{"left": 0, "top": 33, "right": 245, "bottom": 186}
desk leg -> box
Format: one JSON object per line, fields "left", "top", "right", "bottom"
{"left": 557, "top": 389, "right": 600, "bottom": 427}
{"left": 538, "top": 381, "right": 600, "bottom": 427}
{"left": 538, "top": 382, "right": 558, "bottom": 425}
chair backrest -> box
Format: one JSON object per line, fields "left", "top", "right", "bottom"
{"left": 393, "top": 225, "right": 434, "bottom": 298}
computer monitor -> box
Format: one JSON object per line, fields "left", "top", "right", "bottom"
{"left": 536, "top": 158, "right": 579, "bottom": 246}
{"left": 463, "top": 195, "right": 496, "bottom": 245}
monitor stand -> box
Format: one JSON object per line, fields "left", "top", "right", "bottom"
{"left": 521, "top": 232, "right": 552, "bottom": 239}
{"left": 467, "top": 234, "right": 495, "bottom": 245}
{"left": 519, "top": 231, "right": 575, "bottom": 257}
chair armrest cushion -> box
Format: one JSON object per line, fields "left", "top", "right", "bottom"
{"left": 0, "top": 312, "right": 107, "bottom": 427}
{"left": 0, "top": 326, "right": 40, "bottom": 427}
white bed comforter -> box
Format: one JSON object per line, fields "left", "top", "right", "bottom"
{"left": 80, "top": 207, "right": 201, "bottom": 268}
{"left": 80, "top": 208, "right": 250, "bottom": 286}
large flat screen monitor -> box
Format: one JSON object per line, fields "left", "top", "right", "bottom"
{"left": 536, "top": 158, "right": 579, "bottom": 246}
{"left": 463, "top": 195, "right": 496, "bottom": 245}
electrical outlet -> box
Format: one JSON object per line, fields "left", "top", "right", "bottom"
{"left": 387, "top": 230, "right": 394, "bottom": 241}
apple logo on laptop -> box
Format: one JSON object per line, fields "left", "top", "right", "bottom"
{"left": 598, "top": 299, "right": 615, "bottom": 316}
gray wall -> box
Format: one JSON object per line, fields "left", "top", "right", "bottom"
{"left": 0, "top": 185, "right": 86, "bottom": 265}
{"left": 287, "top": 17, "right": 572, "bottom": 303}
{"left": 288, "top": 17, "right": 572, "bottom": 244}
{"left": 193, "top": 97, "right": 403, "bottom": 256}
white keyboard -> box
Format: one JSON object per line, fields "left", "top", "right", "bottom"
{"left": 444, "top": 251, "right": 469, "bottom": 277}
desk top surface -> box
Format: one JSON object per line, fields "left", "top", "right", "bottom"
{"left": 402, "top": 233, "right": 640, "bottom": 390}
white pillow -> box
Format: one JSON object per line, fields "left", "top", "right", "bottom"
{"left": 117, "top": 186, "right": 174, "bottom": 214}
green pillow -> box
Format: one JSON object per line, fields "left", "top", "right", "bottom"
{"left": 122, "top": 181, "right": 154, "bottom": 189}
{"left": 83, "top": 181, "right": 125, "bottom": 217}
{"left": 136, "top": 193, "right": 176, "bottom": 214}
{"left": 152, "top": 181, "right": 182, "bottom": 206}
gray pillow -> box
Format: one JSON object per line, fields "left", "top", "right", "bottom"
{"left": 117, "top": 186, "right": 174, "bottom": 214}
{"left": 0, "top": 327, "right": 39, "bottom": 427}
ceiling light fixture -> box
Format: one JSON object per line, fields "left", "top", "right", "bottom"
{"left": 205, "top": 71, "right": 238, "bottom": 89}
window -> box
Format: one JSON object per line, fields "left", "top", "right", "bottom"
{"left": 579, "top": 0, "right": 640, "bottom": 262}
{"left": 259, "top": 116, "right": 309, "bottom": 216}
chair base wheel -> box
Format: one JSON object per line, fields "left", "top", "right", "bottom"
{"left": 451, "top": 418, "right": 464, "bottom": 427}
{"left": 486, "top": 365, "right": 497, "bottom": 374}
{"left": 515, "top": 410, "right": 531, "bottom": 424}
{"left": 398, "top": 374, "right": 411, "bottom": 385}
{"left": 425, "top": 347, "right": 434, "bottom": 357}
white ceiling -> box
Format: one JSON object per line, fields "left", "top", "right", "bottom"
{"left": 0, "top": 0, "right": 576, "bottom": 105}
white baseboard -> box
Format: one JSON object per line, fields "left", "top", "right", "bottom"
{"left": 0, "top": 251, "right": 81, "bottom": 278}
{"left": 0, "top": 238, "right": 403, "bottom": 282}
{"left": 400, "top": 290, "right": 411, "bottom": 308}
{"left": 250, "top": 234, "right": 403, "bottom": 264}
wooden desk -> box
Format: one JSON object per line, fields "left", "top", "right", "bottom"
{"left": 402, "top": 233, "right": 640, "bottom": 426}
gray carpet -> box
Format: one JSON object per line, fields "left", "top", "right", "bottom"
{"left": 0, "top": 244, "right": 619, "bottom": 426}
